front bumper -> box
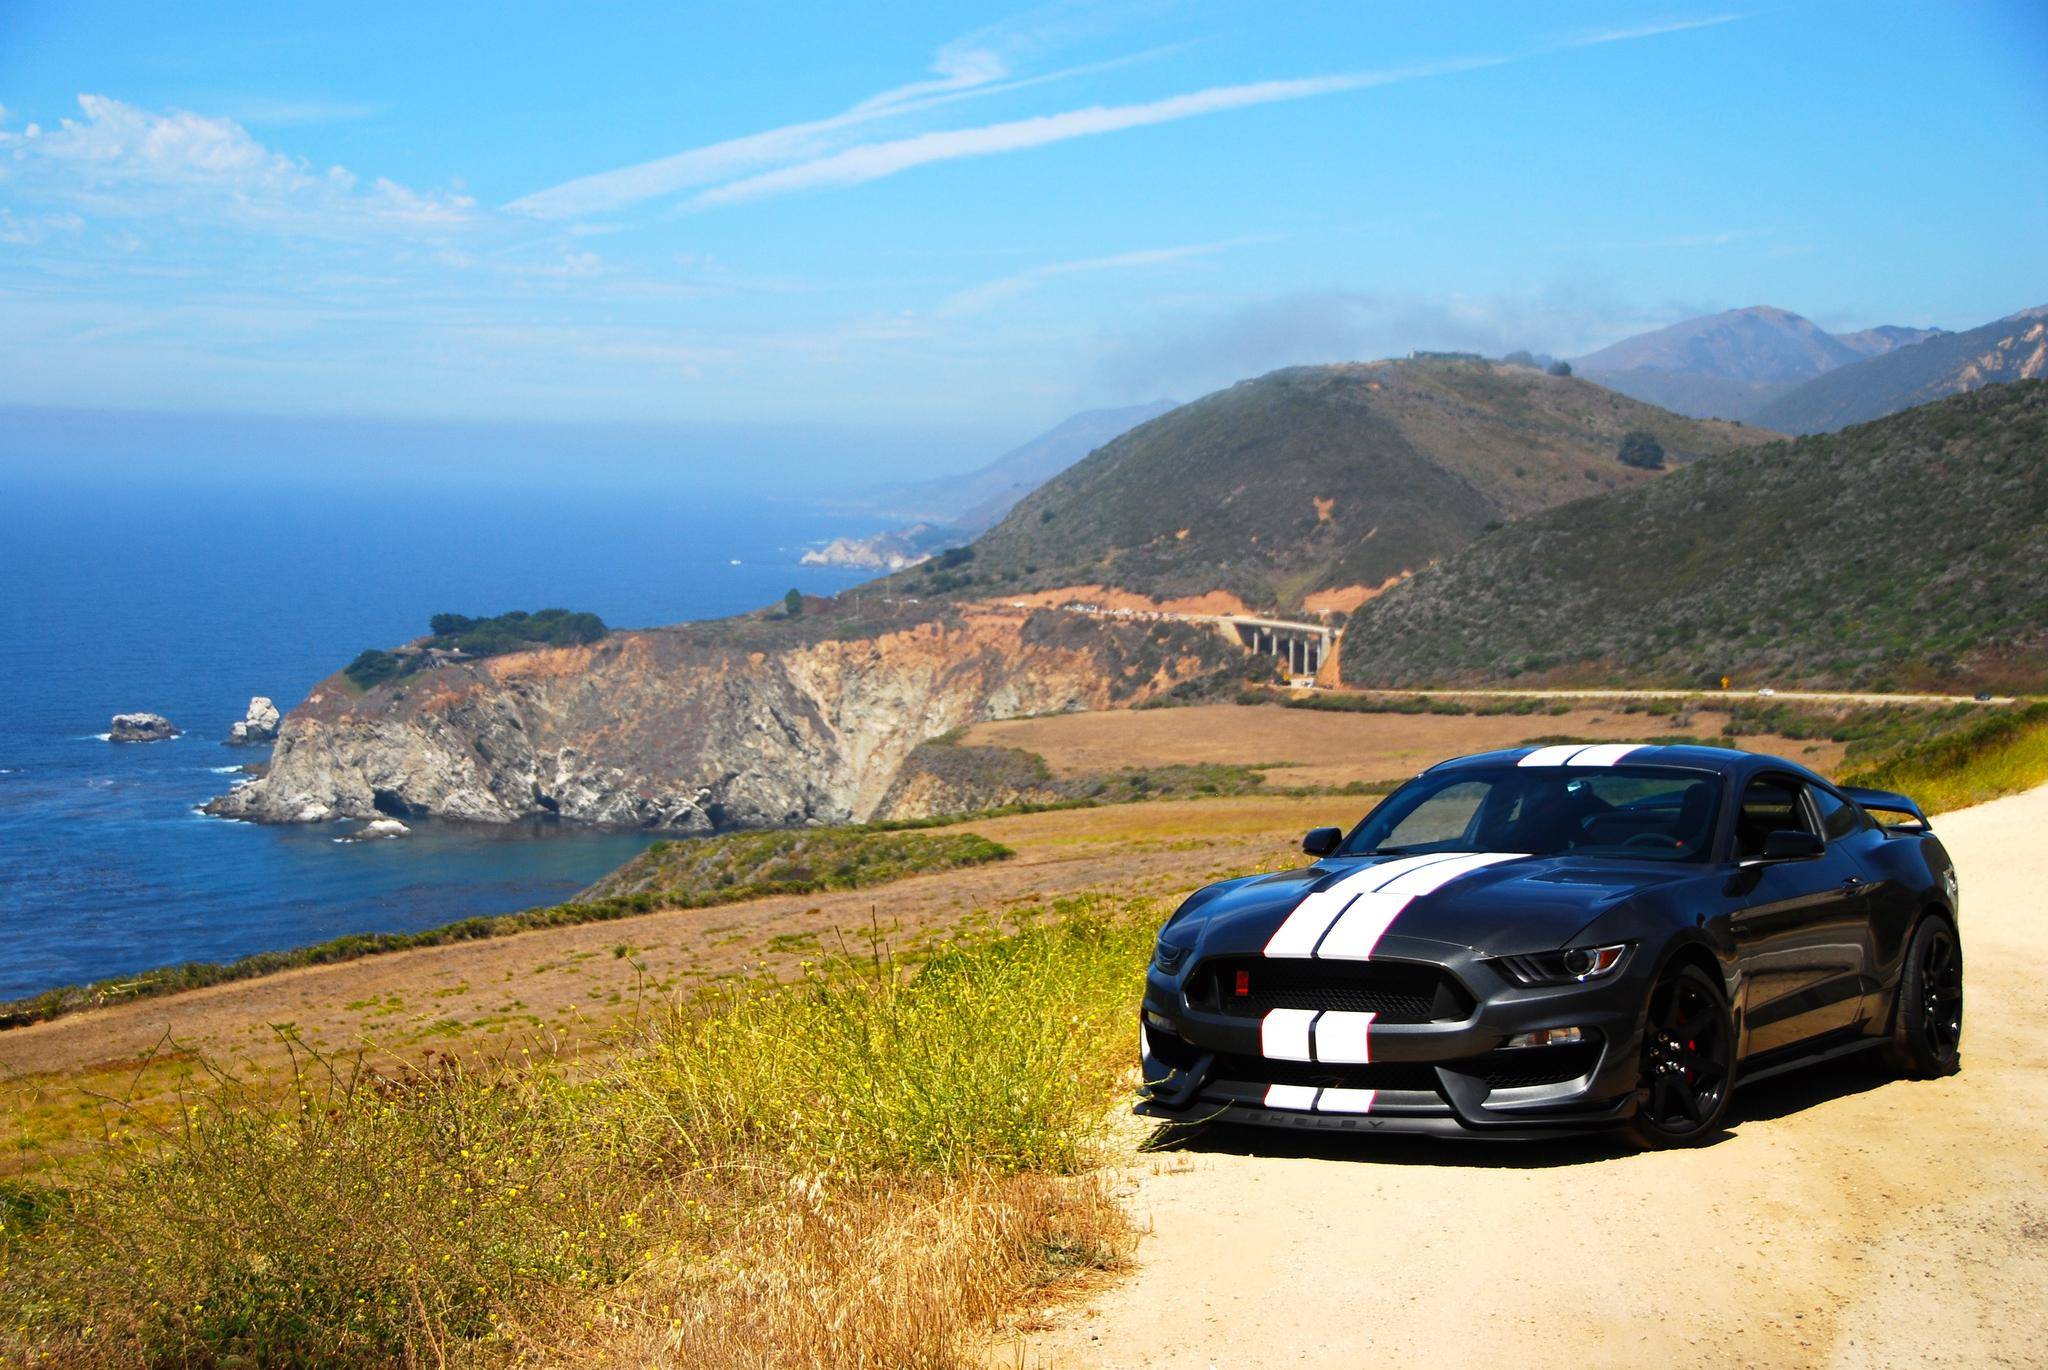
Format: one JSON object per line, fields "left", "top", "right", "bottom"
{"left": 1137, "top": 941, "right": 1651, "bottom": 1138}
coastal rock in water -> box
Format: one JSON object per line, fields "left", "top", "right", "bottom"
{"left": 109, "top": 712, "right": 179, "bottom": 743}
{"left": 799, "top": 523, "right": 953, "bottom": 571}
{"left": 226, "top": 696, "right": 282, "bottom": 745}
{"left": 205, "top": 602, "right": 1240, "bottom": 831}
{"left": 349, "top": 818, "right": 410, "bottom": 840}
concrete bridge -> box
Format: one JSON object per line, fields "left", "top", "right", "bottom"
{"left": 1226, "top": 615, "right": 1336, "bottom": 676}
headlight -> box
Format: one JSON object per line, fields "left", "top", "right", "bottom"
{"left": 1495, "top": 943, "right": 1631, "bottom": 987}
{"left": 1152, "top": 936, "right": 1193, "bottom": 974}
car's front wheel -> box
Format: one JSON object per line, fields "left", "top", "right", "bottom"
{"left": 1886, "top": 915, "right": 1963, "bottom": 1078}
{"left": 1626, "top": 962, "right": 1734, "bottom": 1149}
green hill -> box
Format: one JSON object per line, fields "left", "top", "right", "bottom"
{"left": 890, "top": 358, "right": 1764, "bottom": 612}
{"left": 1341, "top": 382, "right": 2048, "bottom": 691}
{"left": 1751, "top": 307, "right": 2047, "bottom": 434}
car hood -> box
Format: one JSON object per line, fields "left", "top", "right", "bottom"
{"left": 1173, "top": 853, "right": 1693, "bottom": 960}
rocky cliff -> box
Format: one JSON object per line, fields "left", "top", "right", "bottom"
{"left": 207, "top": 601, "right": 1239, "bottom": 831}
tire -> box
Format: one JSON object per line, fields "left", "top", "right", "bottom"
{"left": 1885, "top": 916, "right": 1963, "bottom": 1078}
{"left": 1626, "top": 962, "right": 1735, "bottom": 1149}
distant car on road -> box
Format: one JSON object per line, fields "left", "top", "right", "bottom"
{"left": 1757, "top": 687, "right": 1777, "bottom": 696}
{"left": 1975, "top": 692, "right": 1994, "bottom": 703}
{"left": 1138, "top": 743, "right": 1961, "bottom": 1148}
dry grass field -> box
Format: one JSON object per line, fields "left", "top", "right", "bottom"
{"left": 960, "top": 701, "right": 1846, "bottom": 789}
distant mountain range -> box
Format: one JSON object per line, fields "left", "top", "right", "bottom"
{"left": 1343, "top": 381, "right": 2048, "bottom": 692}
{"left": 1573, "top": 306, "right": 1946, "bottom": 421}
{"left": 1751, "top": 307, "right": 2048, "bottom": 433}
{"left": 806, "top": 400, "right": 1176, "bottom": 569}
{"left": 887, "top": 357, "right": 1767, "bottom": 612}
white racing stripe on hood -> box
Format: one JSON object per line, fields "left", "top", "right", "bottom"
{"left": 1315, "top": 851, "right": 1529, "bottom": 960}
{"left": 1263, "top": 852, "right": 1470, "bottom": 958}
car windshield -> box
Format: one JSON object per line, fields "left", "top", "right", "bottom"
{"left": 1338, "top": 765, "right": 1722, "bottom": 863}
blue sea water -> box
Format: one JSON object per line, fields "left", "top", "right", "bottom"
{"left": 0, "top": 475, "right": 875, "bottom": 1002}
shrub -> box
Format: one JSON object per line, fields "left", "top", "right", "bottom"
{"left": 1618, "top": 429, "right": 1666, "bottom": 470}
{"left": 342, "top": 649, "right": 403, "bottom": 690}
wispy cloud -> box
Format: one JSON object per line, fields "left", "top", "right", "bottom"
{"left": 1548, "top": 14, "right": 1745, "bottom": 49}
{"left": 211, "top": 96, "right": 390, "bottom": 128}
{"left": 691, "top": 57, "right": 1507, "bottom": 210}
{"left": 505, "top": 5, "right": 1185, "bottom": 220}
{"left": 0, "top": 95, "right": 472, "bottom": 233}
{"left": 682, "top": 15, "right": 1741, "bottom": 212}
{"left": 938, "top": 236, "right": 1267, "bottom": 316}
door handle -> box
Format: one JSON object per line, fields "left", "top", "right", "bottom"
{"left": 1842, "top": 876, "right": 1868, "bottom": 891}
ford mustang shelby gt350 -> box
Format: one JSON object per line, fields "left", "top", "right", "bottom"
{"left": 1137, "top": 743, "right": 1963, "bottom": 1147}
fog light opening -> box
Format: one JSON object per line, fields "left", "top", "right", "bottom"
{"left": 1502, "top": 1026, "right": 1588, "bottom": 1050}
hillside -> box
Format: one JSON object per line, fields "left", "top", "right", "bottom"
{"left": 1574, "top": 306, "right": 1945, "bottom": 420}
{"left": 875, "top": 400, "right": 1177, "bottom": 529}
{"left": 1751, "top": 306, "right": 2048, "bottom": 433}
{"left": 1341, "top": 382, "right": 2048, "bottom": 691}
{"left": 892, "top": 358, "right": 1766, "bottom": 613}
{"left": 807, "top": 401, "right": 1178, "bottom": 570}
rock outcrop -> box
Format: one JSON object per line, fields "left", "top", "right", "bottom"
{"left": 227, "top": 697, "right": 281, "bottom": 745}
{"left": 206, "top": 601, "right": 1239, "bottom": 832}
{"left": 109, "top": 713, "right": 179, "bottom": 743}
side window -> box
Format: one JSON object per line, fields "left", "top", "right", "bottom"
{"left": 1736, "top": 776, "right": 1815, "bottom": 858}
{"left": 1382, "top": 781, "right": 1487, "bottom": 848}
{"left": 1809, "top": 786, "right": 1867, "bottom": 842}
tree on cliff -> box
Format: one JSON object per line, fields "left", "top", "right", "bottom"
{"left": 783, "top": 589, "right": 804, "bottom": 617}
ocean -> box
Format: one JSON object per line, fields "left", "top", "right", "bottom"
{"left": 0, "top": 475, "right": 875, "bottom": 1002}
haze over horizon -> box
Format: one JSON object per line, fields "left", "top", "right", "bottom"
{"left": 2, "top": 0, "right": 2044, "bottom": 483}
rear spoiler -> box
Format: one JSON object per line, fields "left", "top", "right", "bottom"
{"left": 1842, "top": 786, "right": 1931, "bottom": 832}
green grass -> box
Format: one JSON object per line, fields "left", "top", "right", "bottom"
{"left": 0, "top": 897, "right": 1159, "bottom": 1366}
{"left": 1840, "top": 701, "right": 2048, "bottom": 814}
{"left": 0, "top": 829, "right": 1012, "bottom": 1031}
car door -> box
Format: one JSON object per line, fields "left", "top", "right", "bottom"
{"left": 1729, "top": 774, "right": 1872, "bottom": 1057}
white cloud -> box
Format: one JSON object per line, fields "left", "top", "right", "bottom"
{"left": 1549, "top": 14, "right": 1745, "bottom": 49}
{"left": 938, "top": 236, "right": 1265, "bottom": 316}
{"left": 0, "top": 95, "right": 473, "bottom": 233}
{"left": 673, "top": 13, "right": 1742, "bottom": 213}
{"left": 504, "top": 4, "right": 1185, "bottom": 219}
{"left": 688, "top": 57, "right": 1505, "bottom": 210}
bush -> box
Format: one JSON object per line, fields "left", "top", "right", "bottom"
{"left": 342, "top": 649, "right": 403, "bottom": 690}
{"left": 1618, "top": 429, "right": 1666, "bottom": 470}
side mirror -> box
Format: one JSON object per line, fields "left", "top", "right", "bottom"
{"left": 1742, "top": 829, "right": 1825, "bottom": 866}
{"left": 1303, "top": 826, "right": 1343, "bottom": 857}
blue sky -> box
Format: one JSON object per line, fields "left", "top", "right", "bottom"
{"left": 1, "top": 1, "right": 2043, "bottom": 478}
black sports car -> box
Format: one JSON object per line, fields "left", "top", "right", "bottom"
{"left": 1137, "top": 743, "right": 1963, "bottom": 1147}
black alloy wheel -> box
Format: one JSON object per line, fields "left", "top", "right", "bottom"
{"left": 1887, "top": 916, "right": 1964, "bottom": 1078}
{"left": 1627, "top": 963, "right": 1734, "bottom": 1149}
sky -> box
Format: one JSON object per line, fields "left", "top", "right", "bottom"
{"left": 1, "top": 1, "right": 2044, "bottom": 483}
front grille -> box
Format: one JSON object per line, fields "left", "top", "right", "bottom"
{"left": 1207, "top": 1052, "right": 1443, "bottom": 1094}
{"left": 1192, "top": 957, "right": 1474, "bottom": 1024}
{"left": 1454, "top": 1041, "right": 1602, "bottom": 1089}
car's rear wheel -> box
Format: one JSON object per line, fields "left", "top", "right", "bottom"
{"left": 1886, "top": 916, "right": 1963, "bottom": 1078}
{"left": 1626, "top": 963, "right": 1734, "bottom": 1149}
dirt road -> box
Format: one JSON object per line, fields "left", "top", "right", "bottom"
{"left": 1010, "top": 785, "right": 2048, "bottom": 1368}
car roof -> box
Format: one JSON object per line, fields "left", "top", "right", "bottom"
{"left": 1426, "top": 742, "right": 1826, "bottom": 784}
